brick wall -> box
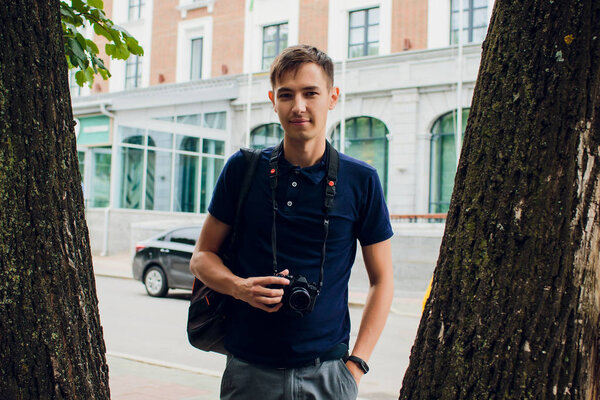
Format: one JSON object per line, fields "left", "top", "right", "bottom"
{"left": 391, "top": 0, "right": 428, "bottom": 53}
{"left": 211, "top": 0, "right": 245, "bottom": 77}
{"left": 298, "top": 0, "right": 329, "bottom": 51}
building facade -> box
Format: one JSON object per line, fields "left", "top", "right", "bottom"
{"left": 72, "top": 0, "right": 494, "bottom": 255}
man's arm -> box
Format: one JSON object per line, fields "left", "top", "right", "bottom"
{"left": 346, "top": 238, "right": 394, "bottom": 384}
{"left": 189, "top": 214, "right": 289, "bottom": 312}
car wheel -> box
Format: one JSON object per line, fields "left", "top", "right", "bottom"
{"left": 144, "top": 266, "right": 168, "bottom": 297}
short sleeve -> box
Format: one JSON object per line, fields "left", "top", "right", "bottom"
{"left": 356, "top": 170, "right": 393, "bottom": 246}
{"left": 207, "top": 151, "right": 245, "bottom": 226}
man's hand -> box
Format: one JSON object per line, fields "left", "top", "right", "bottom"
{"left": 345, "top": 359, "right": 364, "bottom": 386}
{"left": 234, "top": 270, "right": 290, "bottom": 312}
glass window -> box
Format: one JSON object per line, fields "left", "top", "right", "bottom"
{"left": 118, "top": 122, "right": 226, "bottom": 214}
{"left": 78, "top": 151, "right": 85, "bottom": 182}
{"left": 332, "top": 117, "right": 389, "bottom": 196}
{"left": 125, "top": 55, "right": 142, "bottom": 89}
{"left": 145, "top": 150, "right": 172, "bottom": 211}
{"left": 120, "top": 126, "right": 145, "bottom": 145}
{"left": 119, "top": 147, "right": 144, "bottom": 209}
{"left": 201, "top": 157, "right": 224, "bottom": 213}
{"left": 203, "top": 112, "right": 226, "bottom": 130}
{"left": 262, "top": 23, "right": 288, "bottom": 70}
{"left": 174, "top": 154, "right": 199, "bottom": 213}
{"left": 128, "top": 0, "right": 145, "bottom": 20}
{"left": 450, "top": 0, "right": 488, "bottom": 44}
{"left": 190, "top": 37, "right": 203, "bottom": 80}
{"left": 148, "top": 130, "right": 173, "bottom": 149}
{"left": 90, "top": 149, "right": 111, "bottom": 208}
{"left": 348, "top": 7, "right": 379, "bottom": 58}
{"left": 177, "top": 135, "right": 200, "bottom": 152}
{"left": 250, "top": 123, "right": 284, "bottom": 149}
{"left": 177, "top": 113, "right": 203, "bottom": 126}
{"left": 169, "top": 227, "right": 201, "bottom": 246}
{"left": 429, "top": 109, "right": 469, "bottom": 213}
{"left": 202, "top": 139, "right": 225, "bottom": 156}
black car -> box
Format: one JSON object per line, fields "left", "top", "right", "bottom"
{"left": 132, "top": 225, "right": 201, "bottom": 297}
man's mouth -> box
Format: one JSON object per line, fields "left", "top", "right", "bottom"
{"left": 290, "top": 119, "right": 310, "bottom": 124}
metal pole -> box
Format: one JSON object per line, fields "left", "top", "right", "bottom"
{"left": 456, "top": 0, "right": 464, "bottom": 162}
{"left": 340, "top": 59, "right": 346, "bottom": 153}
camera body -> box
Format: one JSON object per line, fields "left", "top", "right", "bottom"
{"left": 272, "top": 273, "right": 319, "bottom": 317}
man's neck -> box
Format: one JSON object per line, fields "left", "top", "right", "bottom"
{"left": 282, "top": 136, "right": 326, "bottom": 168}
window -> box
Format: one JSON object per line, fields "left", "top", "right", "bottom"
{"left": 262, "top": 23, "right": 288, "bottom": 70}
{"left": 190, "top": 38, "right": 203, "bottom": 80}
{"left": 125, "top": 56, "right": 142, "bottom": 89}
{"left": 348, "top": 7, "right": 379, "bottom": 58}
{"left": 128, "top": 0, "right": 145, "bottom": 20}
{"left": 118, "top": 126, "right": 226, "bottom": 213}
{"left": 429, "top": 109, "right": 469, "bottom": 213}
{"left": 332, "top": 117, "right": 388, "bottom": 196}
{"left": 450, "top": 0, "right": 488, "bottom": 44}
{"left": 250, "top": 123, "right": 284, "bottom": 149}
{"left": 168, "top": 227, "right": 201, "bottom": 246}
{"left": 89, "top": 148, "right": 112, "bottom": 208}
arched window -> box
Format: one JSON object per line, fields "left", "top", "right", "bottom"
{"left": 250, "top": 123, "right": 284, "bottom": 149}
{"left": 331, "top": 116, "right": 389, "bottom": 196}
{"left": 429, "top": 109, "right": 469, "bottom": 213}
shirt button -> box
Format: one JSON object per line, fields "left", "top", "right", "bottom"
{"left": 291, "top": 181, "right": 298, "bottom": 187}
{"left": 286, "top": 201, "right": 293, "bottom": 207}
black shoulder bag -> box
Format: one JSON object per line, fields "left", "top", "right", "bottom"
{"left": 187, "top": 147, "right": 261, "bottom": 354}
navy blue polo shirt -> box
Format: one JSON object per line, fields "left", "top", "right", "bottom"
{"left": 208, "top": 145, "right": 393, "bottom": 366}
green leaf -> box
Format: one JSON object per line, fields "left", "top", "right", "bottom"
{"left": 86, "top": 39, "right": 99, "bottom": 54}
{"left": 125, "top": 36, "right": 144, "bottom": 56}
{"left": 75, "top": 70, "right": 86, "bottom": 86}
{"left": 71, "top": 0, "right": 86, "bottom": 13}
{"left": 68, "top": 37, "right": 87, "bottom": 61}
{"left": 88, "top": 0, "right": 104, "bottom": 9}
{"left": 93, "top": 22, "right": 112, "bottom": 40}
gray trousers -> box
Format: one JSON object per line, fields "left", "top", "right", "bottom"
{"left": 220, "top": 355, "right": 358, "bottom": 400}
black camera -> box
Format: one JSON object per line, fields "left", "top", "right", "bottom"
{"left": 271, "top": 273, "right": 319, "bottom": 317}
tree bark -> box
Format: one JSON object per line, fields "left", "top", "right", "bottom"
{"left": 0, "top": 1, "right": 110, "bottom": 399}
{"left": 400, "top": 1, "right": 599, "bottom": 399}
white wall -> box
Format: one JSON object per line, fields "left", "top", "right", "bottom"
{"left": 243, "top": 0, "right": 300, "bottom": 73}
{"left": 109, "top": 0, "right": 154, "bottom": 92}
{"left": 327, "top": 0, "right": 392, "bottom": 61}
{"left": 176, "top": 17, "right": 214, "bottom": 82}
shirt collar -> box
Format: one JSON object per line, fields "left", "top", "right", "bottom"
{"left": 278, "top": 149, "right": 327, "bottom": 185}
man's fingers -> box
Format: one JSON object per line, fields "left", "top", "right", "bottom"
{"left": 253, "top": 275, "right": 290, "bottom": 286}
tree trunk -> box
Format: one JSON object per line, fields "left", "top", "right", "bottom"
{"left": 0, "top": 1, "right": 110, "bottom": 399}
{"left": 400, "top": 1, "right": 599, "bottom": 399}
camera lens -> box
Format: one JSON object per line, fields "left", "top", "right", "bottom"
{"left": 289, "top": 288, "right": 311, "bottom": 311}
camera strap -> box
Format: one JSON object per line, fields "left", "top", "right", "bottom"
{"left": 268, "top": 140, "right": 339, "bottom": 292}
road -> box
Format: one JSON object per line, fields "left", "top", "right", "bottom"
{"left": 96, "top": 276, "right": 422, "bottom": 399}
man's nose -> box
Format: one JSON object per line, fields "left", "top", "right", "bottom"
{"left": 292, "top": 95, "right": 306, "bottom": 113}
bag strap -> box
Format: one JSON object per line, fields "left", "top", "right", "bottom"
{"left": 223, "top": 148, "right": 261, "bottom": 258}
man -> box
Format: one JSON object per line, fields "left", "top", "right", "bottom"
{"left": 190, "top": 45, "right": 393, "bottom": 399}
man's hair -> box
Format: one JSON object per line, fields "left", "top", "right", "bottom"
{"left": 269, "top": 45, "right": 334, "bottom": 89}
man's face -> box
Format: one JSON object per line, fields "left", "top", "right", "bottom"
{"left": 269, "top": 63, "right": 338, "bottom": 144}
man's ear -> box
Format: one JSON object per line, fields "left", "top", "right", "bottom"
{"left": 329, "top": 87, "right": 340, "bottom": 110}
{"left": 268, "top": 91, "right": 275, "bottom": 108}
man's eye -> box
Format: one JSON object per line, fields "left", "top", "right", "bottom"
{"left": 306, "top": 92, "right": 318, "bottom": 96}
{"left": 278, "top": 93, "right": 292, "bottom": 98}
